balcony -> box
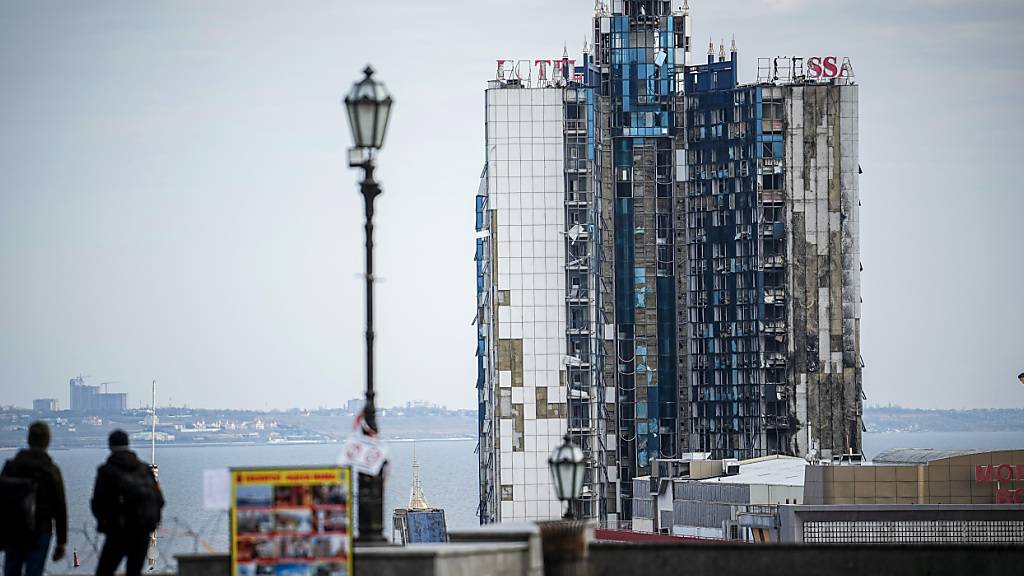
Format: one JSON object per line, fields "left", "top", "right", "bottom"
{"left": 762, "top": 119, "right": 784, "bottom": 134}
{"left": 567, "top": 325, "right": 592, "bottom": 336}
{"left": 565, "top": 192, "right": 591, "bottom": 206}
{"left": 566, "top": 288, "right": 592, "bottom": 304}
{"left": 761, "top": 190, "right": 785, "bottom": 204}
{"left": 568, "top": 418, "right": 594, "bottom": 432}
{"left": 565, "top": 119, "right": 587, "bottom": 134}
{"left": 564, "top": 159, "right": 589, "bottom": 174}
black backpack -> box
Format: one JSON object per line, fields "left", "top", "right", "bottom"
{"left": 0, "top": 474, "right": 37, "bottom": 549}
{"left": 115, "top": 465, "right": 163, "bottom": 532}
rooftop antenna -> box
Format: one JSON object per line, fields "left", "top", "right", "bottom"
{"left": 147, "top": 379, "right": 160, "bottom": 570}
{"left": 150, "top": 380, "right": 157, "bottom": 465}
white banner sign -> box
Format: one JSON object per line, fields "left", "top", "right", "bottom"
{"left": 338, "top": 434, "right": 388, "bottom": 476}
{"left": 202, "top": 468, "right": 231, "bottom": 510}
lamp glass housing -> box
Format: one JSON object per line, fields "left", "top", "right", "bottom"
{"left": 548, "top": 434, "right": 585, "bottom": 502}
{"left": 344, "top": 66, "right": 393, "bottom": 150}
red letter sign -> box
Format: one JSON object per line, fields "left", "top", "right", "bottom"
{"left": 976, "top": 465, "right": 995, "bottom": 482}
{"left": 822, "top": 56, "right": 838, "bottom": 78}
{"left": 807, "top": 57, "right": 822, "bottom": 79}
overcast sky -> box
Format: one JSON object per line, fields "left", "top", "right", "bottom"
{"left": 1, "top": 0, "right": 1021, "bottom": 411}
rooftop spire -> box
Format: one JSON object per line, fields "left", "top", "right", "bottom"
{"left": 408, "top": 443, "right": 430, "bottom": 511}
{"left": 719, "top": 39, "right": 726, "bottom": 60}
{"left": 708, "top": 37, "right": 715, "bottom": 56}
{"left": 731, "top": 34, "right": 737, "bottom": 53}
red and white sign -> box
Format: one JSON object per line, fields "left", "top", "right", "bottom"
{"left": 756, "top": 56, "right": 855, "bottom": 84}
{"left": 339, "top": 434, "right": 388, "bottom": 476}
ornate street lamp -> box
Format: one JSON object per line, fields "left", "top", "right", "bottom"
{"left": 344, "top": 65, "right": 393, "bottom": 544}
{"left": 345, "top": 66, "right": 393, "bottom": 152}
{"left": 549, "top": 433, "right": 585, "bottom": 519}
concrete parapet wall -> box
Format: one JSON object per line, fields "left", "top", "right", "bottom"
{"left": 177, "top": 554, "right": 229, "bottom": 576}
{"left": 588, "top": 542, "right": 1024, "bottom": 576}
{"left": 354, "top": 543, "right": 530, "bottom": 576}
{"left": 178, "top": 544, "right": 530, "bottom": 576}
{"left": 449, "top": 521, "right": 543, "bottom": 576}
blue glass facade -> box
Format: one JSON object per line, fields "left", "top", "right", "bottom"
{"left": 594, "top": 1, "right": 687, "bottom": 521}
{"left": 682, "top": 47, "right": 777, "bottom": 459}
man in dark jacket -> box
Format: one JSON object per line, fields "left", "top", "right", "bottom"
{"left": 1, "top": 421, "right": 68, "bottom": 576}
{"left": 91, "top": 429, "right": 164, "bottom": 576}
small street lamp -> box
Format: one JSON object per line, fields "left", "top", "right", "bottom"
{"left": 549, "top": 433, "right": 585, "bottom": 520}
{"left": 344, "top": 65, "right": 393, "bottom": 544}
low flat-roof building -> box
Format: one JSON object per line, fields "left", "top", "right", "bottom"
{"left": 631, "top": 455, "right": 807, "bottom": 540}
{"left": 730, "top": 448, "right": 1024, "bottom": 543}
{"left": 805, "top": 448, "right": 1024, "bottom": 505}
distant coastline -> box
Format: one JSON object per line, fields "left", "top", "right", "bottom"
{"left": 862, "top": 406, "right": 1024, "bottom": 433}
{"left": 0, "top": 404, "right": 477, "bottom": 449}
{"left": 3, "top": 403, "right": 1021, "bottom": 450}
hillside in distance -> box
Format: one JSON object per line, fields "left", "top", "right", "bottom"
{"left": 863, "top": 406, "right": 1024, "bottom": 433}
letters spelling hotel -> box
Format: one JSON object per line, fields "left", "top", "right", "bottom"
{"left": 473, "top": 0, "right": 1022, "bottom": 539}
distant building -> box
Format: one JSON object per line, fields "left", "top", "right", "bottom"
{"left": 475, "top": 0, "right": 863, "bottom": 529}
{"left": 805, "top": 448, "right": 1024, "bottom": 505}
{"left": 32, "top": 398, "right": 59, "bottom": 413}
{"left": 69, "top": 376, "right": 127, "bottom": 413}
{"left": 345, "top": 398, "right": 363, "bottom": 413}
{"left": 130, "top": 431, "right": 176, "bottom": 443}
{"left": 632, "top": 454, "right": 806, "bottom": 539}
{"left": 719, "top": 448, "right": 1024, "bottom": 543}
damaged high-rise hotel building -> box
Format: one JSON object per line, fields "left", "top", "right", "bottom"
{"left": 476, "top": 0, "right": 863, "bottom": 527}
{"left": 475, "top": 52, "right": 608, "bottom": 524}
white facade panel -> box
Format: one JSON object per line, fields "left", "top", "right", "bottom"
{"left": 483, "top": 86, "right": 568, "bottom": 523}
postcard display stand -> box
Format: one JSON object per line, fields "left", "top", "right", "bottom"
{"left": 231, "top": 467, "right": 353, "bottom": 576}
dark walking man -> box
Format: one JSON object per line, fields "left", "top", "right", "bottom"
{"left": 0, "top": 421, "right": 68, "bottom": 576}
{"left": 91, "top": 430, "right": 164, "bottom": 576}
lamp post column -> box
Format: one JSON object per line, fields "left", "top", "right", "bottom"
{"left": 344, "top": 64, "right": 392, "bottom": 545}
{"left": 356, "top": 159, "right": 386, "bottom": 544}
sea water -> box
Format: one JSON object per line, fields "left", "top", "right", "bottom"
{"left": 33, "top": 431, "right": 1024, "bottom": 572}
{"left": 45, "top": 439, "right": 477, "bottom": 573}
